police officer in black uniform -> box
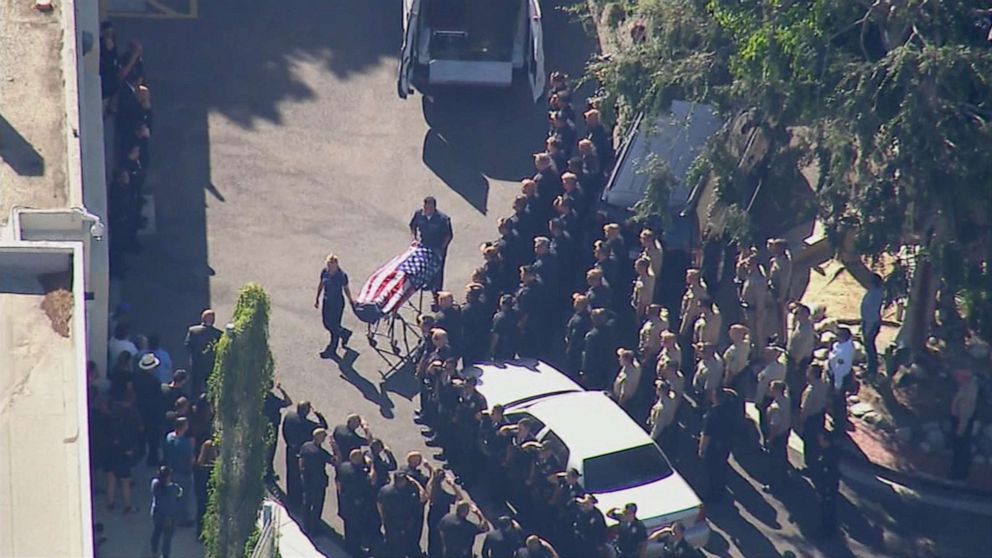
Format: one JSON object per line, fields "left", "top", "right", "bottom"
{"left": 698, "top": 388, "right": 735, "bottom": 503}
{"left": 814, "top": 431, "right": 841, "bottom": 538}
{"left": 299, "top": 428, "right": 335, "bottom": 534}
{"left": 281, "top": 401, "right": 327, "bottom": 510}
{"left": 410, "top": 196, "right": 454, "bottom": 294}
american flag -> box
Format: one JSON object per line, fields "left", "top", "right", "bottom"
{"left": 356, "top": 242, "right": 441, "bottom": 317}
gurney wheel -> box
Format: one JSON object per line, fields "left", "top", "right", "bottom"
{"left": 368, "top": 337, "right": 378, "bottom": 348}
{"left": 391, "top": 342, "right": 400, "bottom": 355}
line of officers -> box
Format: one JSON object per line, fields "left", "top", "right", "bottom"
{"left": 411, "top": 350, "right": 699, "bottom": 558}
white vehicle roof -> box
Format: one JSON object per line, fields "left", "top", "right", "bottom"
{"left": 518, "top": 391, "right": 653, "bottom": 458}
{"left": 466, "top": 360, "right": 583, "bottom": 409}
{"left": 521, "top": 391, "right": 702, "bottom": 525}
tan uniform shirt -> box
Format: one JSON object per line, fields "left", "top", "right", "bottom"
{"left": 693, "top": 311, "right": 722, "bottom": 348}
{"left": 787, "top": 320, "right": 816, "bottom": 364}
{"left": 649, "top": 392, "right": 679, "bottom": 439}
{"left": 951, "top": 377, "right": 979, "bottom": 423}
{"left": 755, "top": 357, "right": 787, "bottom": 404}
{"left": 658, "top": 344, "right": 682, "bottom": 372}
{"left": 723, "top": 341, "right": 751, "bottom": 381}
{"left": 639, "top": 318, "right": 667, "bottom": 358}
{"left": 632, "top": 273, "right": 656, "bottom": 318}
{"left": 767, "top": 396, "right": 792, "bottom": 439}
{"left": 800, "top": 377, "right": 830, "bottom": 419}
{"left": 769, "top": 254, "right": 793, "bottom": 303}
{"left": 642, "top": 240, "right": 663, "bottom": 279}
{"left": 613, "top": 363, "right": 643, "bottom": 404}
{"left": 661, "top": 370, "right": 686, "bottom": 401}
{"left": 694, "top": 355, "right": 725, "bottom": 393}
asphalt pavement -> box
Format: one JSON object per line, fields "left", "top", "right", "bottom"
{"left": 110, "top": 1, "right": 992, "bottom": 557}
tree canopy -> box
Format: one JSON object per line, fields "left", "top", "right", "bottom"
{"left": 592, "top": 0, "right": 992, "bottom": 340}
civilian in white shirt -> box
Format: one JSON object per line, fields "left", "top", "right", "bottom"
{"left": 827, "top": 328, "right": 856, "bottom": 430}
{"left": 108, "top": 322, "right": 138, "bottom": 372}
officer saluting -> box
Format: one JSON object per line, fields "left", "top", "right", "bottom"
{"left": 409, "top": 196, "right": 453, "bottom": 294}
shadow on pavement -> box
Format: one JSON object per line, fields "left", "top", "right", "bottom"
{"left": 0, "top": 113, "right": 45, "bottom": 176}
{"left": 337, "top": 349, "right": 396, "bottom": 419}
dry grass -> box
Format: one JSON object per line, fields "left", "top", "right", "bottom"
{"left": 38, "top": 272, "right": 72, "bottom": 338}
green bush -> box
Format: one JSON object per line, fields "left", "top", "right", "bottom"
{"left": 202, "top": 283, "right": 276, "bottom": 558}
{"left": 603, "top": 2, "right": 626, "bottom": 28}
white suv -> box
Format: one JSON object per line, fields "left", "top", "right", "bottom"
{"left": 470, "top": 361, "right": 710, "bottom": 552}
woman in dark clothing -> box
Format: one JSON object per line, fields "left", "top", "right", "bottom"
{"left": 188, "top": 394, "right": 213, "bottom": 453}
{"left": 99, "top": 22, "right": 119, "bottom": 104}
{"left": 107, "top": 392, "right": 142, "bottom": 513}
{"left": 314, "top": 253, "right": 354, "bottom": 360}
{"left": 108, "top": 350, "right": 135, "bottom": 402}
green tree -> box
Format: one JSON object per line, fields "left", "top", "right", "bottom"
{"left": 592, "top": 0, "right": 992, "bottom": 350}
{"left": 202, "top": 283, "right": 276, "bottom": 558}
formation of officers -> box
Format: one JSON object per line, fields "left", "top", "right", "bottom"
{"left": 275, "top": 71, "right": 846, "bottom": 557}
{"left": 274, "top": 399, "right": 696, "bottom": 558}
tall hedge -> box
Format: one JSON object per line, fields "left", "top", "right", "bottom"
{"left": 202, "top": 283, "right": 275, "bottom": 558}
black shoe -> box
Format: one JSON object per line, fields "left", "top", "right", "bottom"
{"left": 341, "top": 328, "right": 353, "bottom": 347}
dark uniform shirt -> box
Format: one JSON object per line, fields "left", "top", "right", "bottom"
{"left": 282, "top": 411, "right": 327, "bottom": 455}
{"left": 582, "top": 326, "right": 614, "bottom": 389}
{"left": 573, "top": 506, "right": 608, "bottom": 547}
{"left": 483, "top": 527, "right": 524, "bottom": 558}
{"left": 299, "top": 441, "right": 334, "bottom": 486}
{"left": 319, "top": 268, "right": 349, "bottom": 304}
{"left": 491, "top": 309, "right": 520, "bottom": 360}
{"left": 410, "top": 209, "right": 453, "bottom": 251}
{"left": 439, "top": 513, "right": 486, "bottom": 558}
{"left": 377, "top": 482, "right": 421, "bottom": 523}
{"left": 460, "top": 299, "right": 492, "bottom": 362}
{"left": 263, "top": 392, "right": 290, "bottom": 432}
{"left": 332, "top": 424, "right": 368, "bottom": 458}
{"left": 369, "top": 451, "right": 398, "bottom": 490}
{"left": 702, "top": 399, "right": 737, "bottom": 456}
{"left": 335, "top": 461, "right": 373, "bottom": 515}
{"left": 616, "top": 519, "right": 648, "bottom": 558}
{"left": 531, "top": 252, "right": 560, "bottom": 293}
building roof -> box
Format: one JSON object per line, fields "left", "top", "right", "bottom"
{"left": 0, "top": 245, "right": 91, "bottom": 558}
{"left": 521, "top": 391, "right": 654, "bottom": 459}
{"left": 0, "top": 0, "right": 69, "bottom": 229}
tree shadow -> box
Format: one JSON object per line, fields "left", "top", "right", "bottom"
{"left": 0, "top": 114, "right": 45, "bottom": 176}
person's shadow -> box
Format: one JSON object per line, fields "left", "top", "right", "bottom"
{"left": 336, "top": 349, "right": 395, "bottom": 419}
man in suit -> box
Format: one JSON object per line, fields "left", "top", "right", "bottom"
{"left": 184, "top": 309, "right": 222, "bottom": 395}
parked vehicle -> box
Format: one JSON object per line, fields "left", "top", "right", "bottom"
{"left": 470, "top": 361, "right": 711, "bottom": 553}
{"left": 398, "top": 0, "right": 545, "bottom": 100}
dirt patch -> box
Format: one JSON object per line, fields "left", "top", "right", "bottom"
{"left": 38, "top": 272, "right": 73, "bottom": 338}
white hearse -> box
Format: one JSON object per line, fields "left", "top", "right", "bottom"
{"left": 398, "top": 0, "right": 546, "bottom": 100}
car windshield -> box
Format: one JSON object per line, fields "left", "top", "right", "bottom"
{"left": 582, "top": 444, "right": 673, "bottom": 493}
